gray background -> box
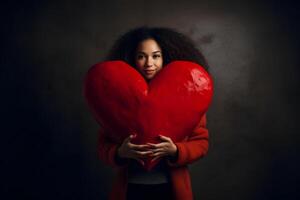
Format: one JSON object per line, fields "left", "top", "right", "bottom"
{"left": 2, "top": 0, "right": 300, "bottom": 199}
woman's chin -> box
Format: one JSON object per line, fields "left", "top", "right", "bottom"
{"left": 144, "top": 74, "right": 154, "bottom": 81}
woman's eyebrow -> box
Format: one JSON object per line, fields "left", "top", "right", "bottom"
{"left": 136, "top": 50, "right": 162, "bottom": 55}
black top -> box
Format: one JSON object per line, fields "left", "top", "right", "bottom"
{"left": 127, "top": 159, "right": 171, "bottom": 184}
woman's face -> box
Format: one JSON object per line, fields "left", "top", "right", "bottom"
{"left": 135, "top": 39, "right": 163, "bottom": 80}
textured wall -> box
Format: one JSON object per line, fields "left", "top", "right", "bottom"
{"left": 2, "top": 0, "right": 300, "bottom": 199}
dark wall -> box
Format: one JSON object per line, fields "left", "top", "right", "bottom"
{"left": 2, "top": 0, "right": 299, "bottom": 199}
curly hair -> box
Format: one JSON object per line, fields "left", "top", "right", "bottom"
{"left": 106, "top": 26, "right": 209, "bottom": 71}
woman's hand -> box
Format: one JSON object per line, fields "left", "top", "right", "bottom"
{"left": 117, "top": 134, "right": 153, "bottom": 166}
{"left": 147, "top": 135, "right": 178, "bottom": 162}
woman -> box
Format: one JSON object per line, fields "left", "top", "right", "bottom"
{"left": 98, "top": 26, "right": 210, "bottom": 200}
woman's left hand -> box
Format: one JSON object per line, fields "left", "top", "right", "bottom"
{"left": 147, "top": 135, "right": 178, "bottom": 162}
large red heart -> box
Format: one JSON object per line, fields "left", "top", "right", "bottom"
{"left": 83, "top": 60, "right": 213, "bottom": 170}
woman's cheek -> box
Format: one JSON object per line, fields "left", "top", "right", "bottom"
{"left": 136, "top": 61, "right": 145, "bottom": 70}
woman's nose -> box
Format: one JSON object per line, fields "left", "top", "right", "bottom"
{"left": 145, "top": 57, "right": 153, "bottom": 67}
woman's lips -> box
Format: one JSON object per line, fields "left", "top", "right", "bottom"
{"left": 144, "top": 70, "right": 155, "bottom": 75}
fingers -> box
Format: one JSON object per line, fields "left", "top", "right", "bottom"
{"left": 150, "top": 151, "right": 166, "bottom": 158}
{"left": 146, "top": 135, "right": 172, "bottom": 147}
{"left": 135, "top": 150, "right": 153, "bottom": 156}
{"left": 149, "top": 147, "right": 162, "bottom": 153}
{"left": 124, "top": 134, "right": 137, "bottom": 144}
{"left": 146, "top": 142, "right": 166, "bottom": 149}
{"left": 158, "top": 135, "right": 172, "bottom": 142}
{"left": 125, "top": 134, "right": 173, "bottom": 161}
{"left": 146, "top": 143, "right": 156, "bottom": 149}
{"left": 130, "top": 143, "right": 151, "bottom": 150}
{"left": 126, "top": 134, "right": 152, "bottom": 150}
{"left": 151, "top": 156, "right": 162, "bottom": 162}
{"left": 131, "top": 150, "right": 153, "bottom": 158}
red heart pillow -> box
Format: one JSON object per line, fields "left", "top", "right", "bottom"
{"left": 83, "top": 60, "right": 213, "bottom": 170}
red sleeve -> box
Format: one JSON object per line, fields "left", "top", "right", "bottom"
{"left": 97, "top": 128, "right": 129, "bottom": 168}
{"left": 167, "top": 114, "right": 209, "bottom": 167}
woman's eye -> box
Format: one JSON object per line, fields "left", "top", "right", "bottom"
{"left": 137, "top": 55, "right": 144, "bottom": 59}
{"left": 153, "top": 54, "right": 161, "bottom": 59}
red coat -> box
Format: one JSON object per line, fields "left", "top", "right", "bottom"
{"left": 97, "top": 114, "right": 209, "bottom": 200}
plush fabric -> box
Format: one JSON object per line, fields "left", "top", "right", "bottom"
{"left": 84, "top": 60, "right": 213, "bottom": 170}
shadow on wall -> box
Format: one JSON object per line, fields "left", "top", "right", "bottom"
{"left": 255, "top": 147, "right": 300, "bottom": 200}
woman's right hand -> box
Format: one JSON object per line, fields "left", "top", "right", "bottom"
{"left": 117, "top": 134, "right": 153, "bottom": 166}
